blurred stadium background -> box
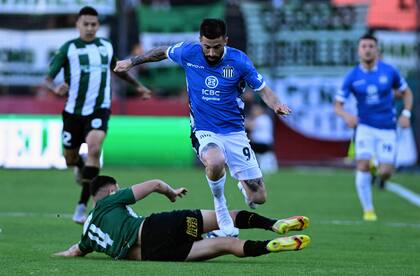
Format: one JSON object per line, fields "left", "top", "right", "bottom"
{"left": 1, "top": 1, "right": 420, "bottom": 275}
{"left": 0, "top": 0, "right": 418, "bottom": 169}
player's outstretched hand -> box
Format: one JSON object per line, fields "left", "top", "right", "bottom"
{"left": 114, "top": 59, "right": 133, "bottom": 72}
{"left": 274, "top": 103, "right": 292, "bottom": 116}
{"left": 136, "top": 85, "right": 152, "bottom": 100}
{"left": 168, "top": 188, "right": 188, "bottom": 202}
{"left": 54, "top": 83, "right": 69, "bottom": 96}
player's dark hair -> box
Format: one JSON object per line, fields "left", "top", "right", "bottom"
{"left": 90, "top": 175, "right": 117, "bottom": 196}
{"left": 358, "top": 33, "right": 378, "bottom": 44}
{"left": 200, "top": 18, "right": 227, "bottom": 39}
{"left": 78, "top": 6, "right": 98, "bottom": 18}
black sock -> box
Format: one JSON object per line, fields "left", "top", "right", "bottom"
{"left": 243, "top": 240, "right": 270, "bottom": 257}
{"left": 78, "top": 166, "right": 99, "bottom": 205}
{"left": 235, "top": 210, "right": 277, "bottom": 230}
{"left": 75, "top": 155, "right": 85, "bottom": 169}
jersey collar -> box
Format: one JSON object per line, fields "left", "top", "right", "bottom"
{"left": 359, "top": 61, "right": 378, "bottom": 72}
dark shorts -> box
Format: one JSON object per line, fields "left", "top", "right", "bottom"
{"left": 62, "top": 108, "right": 110, "bottom": 149}
{"left": 141, "top": 209, "right": 203, "bottom": 261}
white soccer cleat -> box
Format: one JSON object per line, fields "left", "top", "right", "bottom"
{"left": 213, "top": 201, "right": 239, "bottom": 237}
{"left": 237, "top": 182, "right": 257, "bottom": 209}
{"left": 72, "top": 203, "right": 87, "bottom": 225}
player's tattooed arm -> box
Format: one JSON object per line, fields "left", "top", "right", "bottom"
{"left": 130, "top": 46, "right": 169, "bottom": 66}
{"left": 243, "top": 178, "right": 264, "bottom": 192}
{"left": 259, "top": 86, "right": 291, "bottom": 116}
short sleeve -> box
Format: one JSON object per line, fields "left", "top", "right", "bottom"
{"left": 166, "top": 42, "right": 186, "bottom": 65}
{"left": 47, "top": 42, "right": 69, "bottom": 79}
{"left": 78, "top": 241, "right": 93, "bottom": 254}
{"left": 241, "top": 54, "right": 265, "bottom": 91}
{"left": 99, "top": 188, "right": 136, "bottom": 207}
{"left": 391, "top": 66, "right": 408, "bottom": 92}
{"left": 335, "top": 72, "right": 353, "bottom": 102}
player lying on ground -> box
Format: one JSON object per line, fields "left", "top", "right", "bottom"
{"left": 55, "top": 176, "right": 310, "bottom": 261}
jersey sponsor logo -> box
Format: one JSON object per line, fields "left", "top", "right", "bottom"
{"left": 170, "top": 42, "right": 184, "bottom": 55}
{"left": 186, "top": 216, "right": 198, "bottom": 237}
{"left": 222, "top": 65, "right": 234, "bottom": 78}
{"left": 201, "top": 89, "right": 221, "bottom": 101}
{"left": 205, "top": 76, "right": 219, "bottom": 89}
{"left": 379, "top": 75, "right": 388, "bottom": 84}
{"left": 98, "top": 46, "right": 108, "bottom": 57}
{"left": 198, "top": 133, "right": 212, "bottom": 139}
{"left": 91, "top": 118, "right": 102, "bottom": 129}
{"left": 353, "top": 79, "right": 366, "bottom": 86}
{"left": 80, "top": 64, "right": 108, "bottom": 73}
{"left": 187, "top": 62, "right": 204, "bottom": 69}
{"left": 76, "top": 48, "right": 89, "bottom": 55}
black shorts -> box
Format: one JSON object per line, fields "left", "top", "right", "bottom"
{"left": 141, "top": 209, "right": 203, "bottom": 261}
{"left": 62, "top": 108, "right": 110, "bottom": 149}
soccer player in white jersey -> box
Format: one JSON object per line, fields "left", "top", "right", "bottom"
{"left": 334, "top": 34, "right": 413, "bottom": 221}
{"left": 44, "top": 6, "right": 152, "bottom": 224}
{"left": 114, "top": 19, "right": 291, "bottom": 237}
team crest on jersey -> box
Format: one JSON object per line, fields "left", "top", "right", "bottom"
{"left": 205, "top": 76, "right": 219, "bottom": 89}
{"left": 98, "top": 46, "right": 108, "bottom": 57}
{"left": 222, "top": 65, "right": 235, "bottom": 78}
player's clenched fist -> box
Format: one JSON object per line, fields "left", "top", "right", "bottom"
{"left": 54, "top": 83, "right": 69, "bottom": 96}
{"left": 114, "top": 59, "right": 132, "bottom": 72}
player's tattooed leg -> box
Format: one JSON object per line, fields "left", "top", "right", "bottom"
{"left": 243, "top": 177, "right": 264, "bottom": 192}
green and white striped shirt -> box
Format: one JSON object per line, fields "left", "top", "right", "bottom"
{"left": 48, "top": 37, "right": 116, "bottom": 116}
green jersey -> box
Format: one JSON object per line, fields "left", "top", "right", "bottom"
{"left": 78, "top": 188, "right": 144, "bottom": 259}
{"left": 47, "top": 37, "right": 116, "bottom": 116}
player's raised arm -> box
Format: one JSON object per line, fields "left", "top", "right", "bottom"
{"left": 131, "top": 179, "right": 188, "bottom": 202}
{"left": 114, "top": 46, "right": 169, "bottom": 72}
{"left": 258, "top": 86, "right": 292, "bottom": 116}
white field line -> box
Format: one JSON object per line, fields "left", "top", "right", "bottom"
{"left": 386, "top": 182, "right": 420, "bottom": 207}
{"left": 0, "top": 212, "right": 419, "bottom": 229}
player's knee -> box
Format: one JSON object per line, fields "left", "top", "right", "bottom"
{"left": 378, "top": 170, "right": 392, "bottom": 180}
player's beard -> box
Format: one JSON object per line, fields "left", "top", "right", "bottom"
{"left": 205, "top": 55, "right": 222, "bottom": 66}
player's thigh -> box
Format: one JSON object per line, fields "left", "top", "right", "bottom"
{"left": 191, "top": 130, "right": 226, "bottom": 166}
{"left": 375, "top": 129, "right": 397, "bottom": 165}
{"left": 355, "top": 124, "right": 375, "bottom": 161}
{"left": 84, "top": 109, "right": 110, "bottom": 142}
{"left": 222, "top": 132, "right": 262, "bottom": 181}
{"left": 62, "top": 111, "right": 84, "bottom": 150}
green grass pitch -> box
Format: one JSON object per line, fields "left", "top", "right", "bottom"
{"left": 1, "top": 167, "right": 419, "bottom": 275}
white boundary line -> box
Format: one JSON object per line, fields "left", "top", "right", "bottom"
{"left": 386, "top": 182, "right": 420, "bottom": 207}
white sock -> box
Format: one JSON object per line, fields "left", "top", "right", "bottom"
{"left": 206, "top": 174, "right": 226, "bottom": 203}
{"left": 206, "top": 174, "right": 235, "bottom": 232}
{"left": 355, "top": 171, "right": 373, "bottom": 211}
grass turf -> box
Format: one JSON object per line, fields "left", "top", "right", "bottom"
{"left": 0, "top": 167, "right": 419, "bottom": 275}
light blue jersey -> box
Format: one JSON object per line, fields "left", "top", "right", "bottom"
{"left": 336, "top": 60, "right": 407, "bottom": 129}
{"left": 166, "top": 42, "right": 266, "bottom": 134}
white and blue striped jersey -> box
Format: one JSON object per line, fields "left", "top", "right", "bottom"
{"left": 335, "top": 60, "right": 407, "bottom": 129}
{"left": 166, "top": 42, "right": 266, "bottom": 134}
